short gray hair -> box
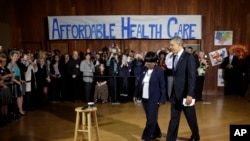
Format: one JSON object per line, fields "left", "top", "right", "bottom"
{"left": 171, "top": 36, "right": 183, "bottom": 46}
{"left": 9, "top": 50, "right": 19, "bottom": 57}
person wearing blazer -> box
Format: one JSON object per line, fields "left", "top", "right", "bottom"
{"left": 221, "top": 49, "right": 241, "bottom": 95}
{"left": 166, "top": 36, "right": 200, "bottom": 141}
{"left": 134, "top": 51, "right": 166, "bottom": 141}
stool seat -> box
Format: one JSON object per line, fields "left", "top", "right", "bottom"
{"left": 74, "top": 106, "right": 100, "bottom": 141}
{"left": 75, "top": 107, "right": 97, "bottom": 112}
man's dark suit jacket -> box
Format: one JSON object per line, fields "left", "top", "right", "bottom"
{"left": 172, "top": 51, "right": 197, "bottom": 102}
{"left": 221, "top": 55, "right": 241, "bottom": 80}
{"left": 134, "top": 65, "right": 166, "bottom": 104}
{"left": 244, "top": 55, "right": 250, "bottom": 82}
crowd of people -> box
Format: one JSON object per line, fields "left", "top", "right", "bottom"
{"left": 0, "top": 39, "right": 209, "bottom": 141}
{"left": 0, "top": 44, "right": 143, "bottom": 127}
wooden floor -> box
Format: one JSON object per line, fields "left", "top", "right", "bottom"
{"left": 0, "top": 94, "right": 250, "bottom": 141}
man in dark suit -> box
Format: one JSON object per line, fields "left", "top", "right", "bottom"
{"left": 221, "top": 48, "right": 241, "bottom": 95}
{"left": 166, "top": 36, "right": 200, "bottom": 141}
{"left": 134, "top": 52, "right": 166, "bottom": 141}
{"left": 244, "top": 55, "right": 250, "bottom": 101}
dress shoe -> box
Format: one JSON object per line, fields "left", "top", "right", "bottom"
{"left": 19, "top": 112, "right": 27, "bottom": 116}
{"left": 151, "top": 133, "right": 162, "bottom": 140}
{"left": 188, "top": 136, "right": 200, "bottom": 141}
{"left": 188, "top": 135, "right": 200, "bottom": 141}
{"left": 10, "top": 112, "right": 20, "bottom": 120}
{"left": 26, "top": 107, "right": 35, "bottom": 111}
{"left": 102, "top": 101, "right": 108, "bottom": 104}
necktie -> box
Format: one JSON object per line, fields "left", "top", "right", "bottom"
{"left": 173, "top": 55, "right": 178, "bottom": 71}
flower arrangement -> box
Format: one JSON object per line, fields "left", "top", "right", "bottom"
{"left": 228, "top": 44, "right": 248, "bottom": 59}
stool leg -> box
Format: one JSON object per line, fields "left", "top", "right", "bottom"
{"left": 82, "top": 112, "right": 86, "bottom": 128}
{"left": 87, "top": 112, "right": 92, "bottom": 141}
{"left": 74, "top": 112, "right": 80, "bottom": 141}
{"left": 81, "top": 112, "right": 86, "bottom": 140}
{"left": 93, "top": 111, "right": 100, "bottom": 141}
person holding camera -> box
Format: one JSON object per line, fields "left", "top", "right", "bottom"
{"left": 118, "top": 54, "right": 131, "bottom": 99}
{"left": 196, "top": 51, "right": 209, "bottom": 101}
{"left": 106, "top": 49, "right": 120, "bottom": 103}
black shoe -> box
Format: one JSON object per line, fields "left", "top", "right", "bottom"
{"left": 18, "top": 112, "right": 27, "bottom": 116}
{"left": 10, "top": 113, "right": 20, "bottom": 120}
{"left": 0, "top": 122, "right": 6, "bottom": 127}
{"left": 188, "top": 136, "right": 200, "bottom": 141}
{"left": 0, "top": 119, "right": 6, "bottom": 127}
{"left": 151, "top": 133, "right": 162, "bottom": 139}
{"left": 26, "top": 107, "right": 35, "bottom": 111}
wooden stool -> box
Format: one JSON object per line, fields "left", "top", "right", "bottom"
{"left": 74, "top": 107, "right": 100, "bottom": 141}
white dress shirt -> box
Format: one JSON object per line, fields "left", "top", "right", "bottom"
{"left": 142, "top": 69, "right": 153, "bottom": 99}
{"left": 165, "top": 52, "right": 173, "bottom": 69}
{"left": 229, "top": 55, "right": 233, "bottom": 64}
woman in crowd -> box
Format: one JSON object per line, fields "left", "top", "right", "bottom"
{"left": 0, "top": 53, "right": 13, "bottom": 126}
{"left": 131, "top": 53, "right": 144, "bottom": 103}
{"left": 164, "top": 47, "right": 174, "bottom": 101}
{"left": 134, "top": 51, "right": 166, "bottom": 141}
{"left": 94, "top": 63, "right": 108, "bottom": 103}
{"left": 36, "top": 57, "right": 50, "bottom": 107}
{"left": 196, "top": 51, "right": 209, "bottom": 101}
{"left": 49, "top": 54, "right": 62, "bottom": 102}
{"left": 7, "top": 50, "right": 26, "bottom": 116}
{"left": 93, "top": 52, "right": 103, "bottom": 67}
{"left": 106, "top": 50, "right": 120, "bottom": 103}
{"left": 80, "top": 53, "right": 95, "bottom": 102}
{"left": 24, "top": 52, "right": 38, "bottom": 110}
{"left": 158, "top": 51, "right": 167, "bottom": 71}
{"left": 59, "top": 54, "right": 70, "bottom": 101}
{"left": 118, "top": 54, "right": 131, "bottom": 99}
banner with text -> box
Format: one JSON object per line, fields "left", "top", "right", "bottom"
{"left": 48, "top": 15, "right": 202, "bottom": 40}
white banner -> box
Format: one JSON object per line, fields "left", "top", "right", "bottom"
{"left": 48, "top": 15, "right": 202, "bottom": 40}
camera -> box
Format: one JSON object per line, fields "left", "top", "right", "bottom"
{"left": 111, "top": 48, "right": 117, "bottom": 54}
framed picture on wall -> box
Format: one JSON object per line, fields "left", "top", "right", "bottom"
{"left": 208, "top": 47, "right": 228, "bottom": 66}
{"left": 214, "top": 31, "right": 233, "bottom": 46}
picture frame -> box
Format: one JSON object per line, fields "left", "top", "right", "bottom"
{"left": 208, "top": 48, "right": 228, "bottom": 66}
{"left": 214, "top": 31, "right": 233, "bottom": 46}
